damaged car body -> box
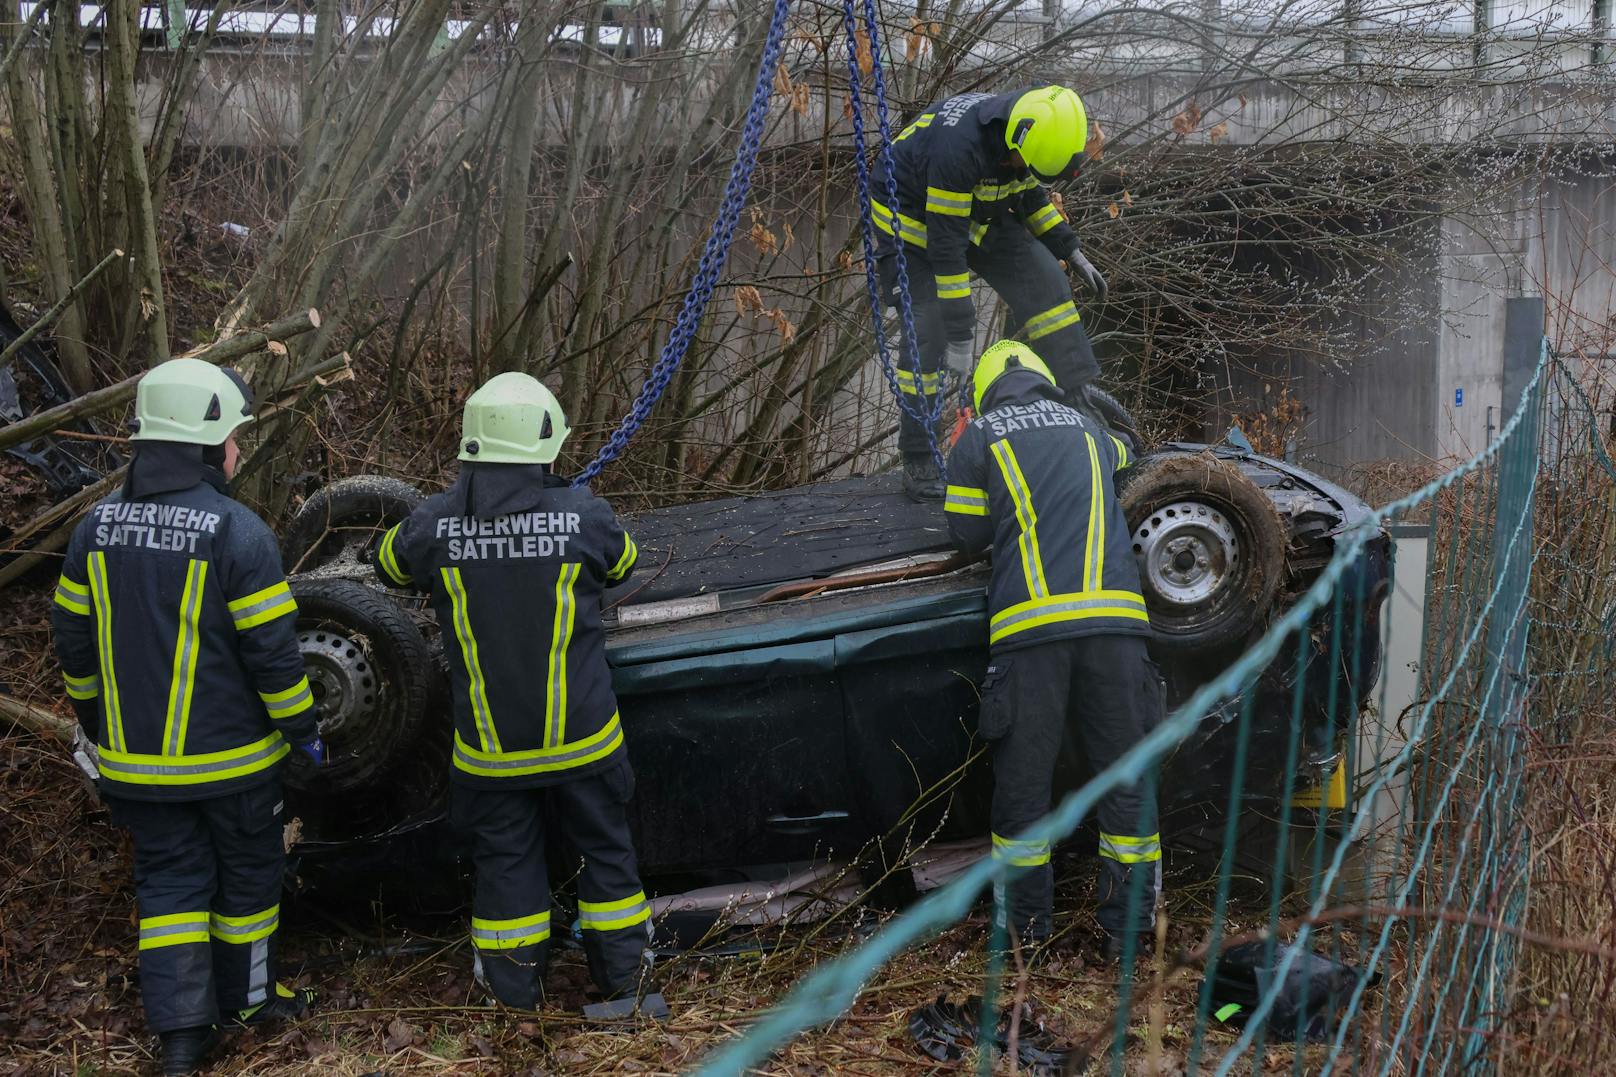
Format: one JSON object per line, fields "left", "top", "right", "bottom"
{"left": 277, "top": 444, "right": 1390, "bottom": 900}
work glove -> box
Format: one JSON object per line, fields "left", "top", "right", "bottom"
{"left": 71, "top": 725, "right": 101, "bottom": 789}
{"left": 296, "top": 736, "right": 327, "bottom": 766}
{"left": 1064, "top": 245, "right": 1108, "bottom": 306}
{"left": 943, "top": 338, "right": 976, "bottom": 376}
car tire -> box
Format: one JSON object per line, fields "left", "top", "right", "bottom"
{"left": 283, "top": 578, "right": 436, "bottom": 798}
{"left": 1086, "top": 385, "right": 1145, "bottom": 456}
{"left": 281, "top": 475, "right": 425, "bottom": 575}
{"left": 1119, "top": 454, "right": 1286, "bottom": 653}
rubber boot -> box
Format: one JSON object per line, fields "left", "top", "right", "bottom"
{"left": 225, "top": 983, "right": 315, "bottom": 1029}
{"left": 159, "top": 1026, "right": 220, "bottom": 1076}
{"left": 902, "top": 455, "right": 946, "bottom": 502}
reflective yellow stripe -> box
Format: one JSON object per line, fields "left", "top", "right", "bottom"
{"left": 893, "top": 112, "right": 934, "bottom": 142}
{"left": 1110, "top": 434, "right": 1131, "bottom": 470}
{"left": 260, "top": 676, "right": 314, "bottom": 719}
{"left": 607, "top": 534, "right": 637, "bottom": 583}
{"left": 87, "top": 552, "right": 124, "bottom": 752}
{"left": 1098, "top": 831, "right": 1162, "bottom": 863}
{"left": 378, "top": 524, "right": 411, "bottom": 585}
{"left": 162, "top": 559, "right": 208, "bottom": 757}
{"left": 924, "top": 186, "right": 972, "bottom": 217}
{"left": 578, "top": 891, "right": 652, "bottom": 932}
{"left": 98, "top": 733, "right": 289, "bottom": 787}
{"left": 1027, "top": 203, "right": 1063, "bottom": 236}
{"left": 442, "top": 567, "right": 500, "bottom": 752}
{"left": 471, "top": 910, "right": 551, "bottom": 950}
{"left": 988, "top": 590, "right": 1150, "bottom": 645}
{"left": 63, "top": 670, "right": 100, "bottom": 700}
{"left": 990, "top": 440, "right": 1047, "bottom": 601}
{"left": 991, "top": 832, "right": 1051, "bottom": 867}
{"left": 895, "top": 368, "right": 944, "bottom": 397}
{"left": 139, "top": 910, "right": 210, "bottom": 950}
{"left": 944, "top": 485, "right": 989, "bottom": 516}
{"left": 210, "top": 905, "right": 280, "bottom": 944}
{"left": 452, "top": 713, "right": 624, "bottom": 779}
{"left": 53, "top": 574, "right": 91, "bottom": 615}
{"left": 1023, "top": 300, "right": 1082, "bottom": 341}
{"left": 969, "top": 221, "right": 989, "bottom": 246}
{"left": 228, "top": 580, "right": 297, "bottom": 630}
{"left": 935, "top": 272, "right": 970, "bottom": 300}
{"left": 545, "top": 564, "right": 579, "bottom": 748}
{"left": 973, "top": 177, "right": 1039, "bottom": 201}
{"left": 1084, "top": 433, "right": 1104, "bottom": 592}
{"left": 872, "top": 199, "right": 928, "bottom": 247}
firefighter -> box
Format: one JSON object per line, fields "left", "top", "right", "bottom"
{"left": 51, "top": 359, "right": 323, "bottom": 1076}
{"left": 872, "top": 85, "right": 1106, "bottom": 501}
{"left": 943, "top": 340, "right": 1162, "bottom": 957}
{"left": 372, "top": 372, "right": 650, "bottom": 1009}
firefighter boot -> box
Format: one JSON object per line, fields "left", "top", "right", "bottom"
{"left": 159, "top": 1026, "right": 219, "bottom": 1076}
{"left": 226, "top": 983, "right": 316, "bottom": 1029}
{"left": 903, "top": 454, "right": 946, "bottom": 502}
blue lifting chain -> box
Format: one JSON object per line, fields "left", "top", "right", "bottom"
{"left": 573, "top": 0, "right": 793, "bottom": 488}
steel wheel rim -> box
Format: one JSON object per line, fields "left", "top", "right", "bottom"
{"left": 1131, "top": 500, "right": 1241, "bottom": 610}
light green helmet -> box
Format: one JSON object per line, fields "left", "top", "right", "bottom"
{"left": 459, "top": 372, "right": 571, "bottom": 465}
{"left": 131, "top": 358, "right": 254, "bottom": 445}
{"left": 971, "top": 339, "right": 1057, "bottom": 412}
{"left": 1006, "top": 86, "right": 1089, "bottom": 183}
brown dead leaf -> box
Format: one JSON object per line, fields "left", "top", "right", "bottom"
{"left": 734, "top": 285, "right": 764, "bottom": 314}
{"left": 836, "top": 249, "right": 855, "bottom": 272}
{"left": 854, "top": 28, "right": 873, "bottom": 75}
{"left": 749, "top": 221, "right": 779, "bottom": 257}
{"left": 1121, "top": 190, "right": 1133, "bottom": 207}
{"left": 790, "top": 82, "right": 810, "bottom": 117}
{"left": 384, "top": 1015, "right": 420, "bottom": 1053}
{"left": 1048, "top": 190, "right": 1069, "bottom": 223}
{"left": 773, "top": 64, "right": 793, "bottom": 97}
{"left": 904, "top": 17, "right": 932, "bottom": 62}
{"left": 282, "top": 817, "right": 303, "bottom": 853}
{"left": 1171, "top": 101, "right": 1203, "bottom": 136}
{"left": 139, "top": 289, "right": 156, "bottom": 321}
{"left": 1086, "top": 118, "right": 1106, "bottom": 161}
{"left": 1238, "top": 93, "right": 1249, "bottom": 110}
{"left": 1208, "top": 121, "right": 1229, "bottom": 144}
{"left": 764, "top": 308, "right": 797, "bottom": 343}
{"left": 1107, "top": 202, "right": 1121, "bottom": 219}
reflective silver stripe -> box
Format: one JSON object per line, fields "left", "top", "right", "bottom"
{"left": 990, "top": 594, "right": 1149, "bottom": 635}
{"left": 454, "top": 729, "right": 619, "bottom": 772}
{"left": 264, "top": 682, "right": 313, "bottom": 717}
{"left": 99, "top": 739, "right": 286, "bottom": 778}
{"left": 140, "top": 921, "right": 207, "bottom": 944}
{"left": 230, "top": 590, "right": 294, "bottom": 626}
{"left": 578, "top": 899, "right": 650, "bottom": 930}
{"left": 211, "top": 911, "right": 279, "bottom": 940}
{"left": 471, "top": 917, "right": 551, "bottom": 945}
{"left": 248, "top": 939, "right": 269, "bottom": 1005}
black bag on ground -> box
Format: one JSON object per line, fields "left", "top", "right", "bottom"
{"left": 1207, "top": 941, "right": 1378, "bottom": 1041}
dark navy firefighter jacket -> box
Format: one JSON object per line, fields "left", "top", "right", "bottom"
{"left": 871, "top": 89, "right": 1085, "bottom": 342}
{"left": 373, "top": 465, "right": 637, "bottom": 789}
{"left": 944, "top": 371, "right": 1150, "bottom": 652}
{"left": 52, "top": 469, "right": 320, "bottom": 800}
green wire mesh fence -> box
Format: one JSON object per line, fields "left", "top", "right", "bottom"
{"left": 694, "top": 338, "right": 1616, "bottom": 1075}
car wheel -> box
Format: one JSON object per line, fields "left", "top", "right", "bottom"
{"left": 281, "top": 476, "right": 425, "bottom": 575}
{"left": 1119, "top": 454, "right": 1286, "bottom": 653}
{"left": 1086, "top": 385, "right": 1145, "bottom": 456}
{"left": 284, "top": 578, "right": 435, "bottom": 798}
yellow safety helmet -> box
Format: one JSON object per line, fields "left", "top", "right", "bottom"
{"left": 459, "top": 371, "right": 571, "bottom": 464}
{"left": 971, "top": 339, "right": 1057, "bottom": 413}
{"left": 131, "top": 358, "right": 254, "bottom": 445}
{"left": 1006, "top": 86, "right": 1089, "bottom": 183}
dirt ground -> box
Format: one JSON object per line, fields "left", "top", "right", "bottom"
{"left": 1, "top": 712, "right": 1319, "bottom": 1077}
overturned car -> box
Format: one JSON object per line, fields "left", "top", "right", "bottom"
{"left": 277, "top": 442, "right": 1389, "bottom": 898}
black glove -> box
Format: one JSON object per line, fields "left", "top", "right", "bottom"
{"left": 1065, "top": 245, "right": 1108, "bottom": 306}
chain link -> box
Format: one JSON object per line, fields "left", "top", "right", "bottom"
{"left": 572, "top": 0, "right": 793, "bottom": 487}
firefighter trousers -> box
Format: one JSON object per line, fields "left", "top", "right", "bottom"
{"left": 878, "top": 225, "right": 1098, "bottom": 458}
{"left": 451, "top": 759, "right": 650, "bottom": 1008}
{"left": 979, "top": 634, "right": 1164, "bottom": 940}
{"left": 105, "top": 781, "right": 287, "bottom": 1033}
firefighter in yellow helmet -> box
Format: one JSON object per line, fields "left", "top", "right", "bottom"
{"left": 52, "top": 359, "right": 323, "bottom": 1075}
{"left": 373, "top": 373, "right": 656, "bottom": 1010}
{"left": 872, "top": 86, "right": 1106, "bottom": 501}
{"left": 944, "top": 340, "right": 1163, "bottom": 958}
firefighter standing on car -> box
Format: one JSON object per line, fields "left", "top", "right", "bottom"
{"left": 944, "top": 339, "right": 1163, "bottom": 956}
{"left": 51, "top": 360, "right": 323, "bottom": 1076}
{"left": 373, "top": 372, "right": 651, "bottom": 1009}
{"left": 873, "top": 85, "right": 1108, "bottom": 501}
